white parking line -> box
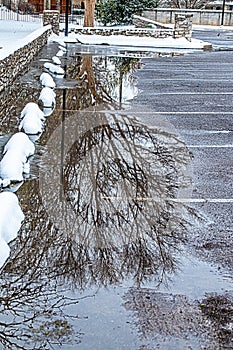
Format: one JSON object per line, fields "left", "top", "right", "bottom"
{"left": 188, "top": 145, "right": 233, "bottom": 148}
{"left": 143, "top": 92, "right": 233, "bottom": 95}
{"left": 101, "top": 196, "right": 233, "bottom": 203}
{"left": 137, "top": 78, "right": 233, "bottom": 81}
{"left": 128, "top": 111, "right": 233, "bottom": 115}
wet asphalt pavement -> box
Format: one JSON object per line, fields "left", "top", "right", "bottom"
{"left": 0, "top": 28, "right": 232, "bottom": 350}
{"left": 131, "top": 29, "right": 233, "bottom": 273}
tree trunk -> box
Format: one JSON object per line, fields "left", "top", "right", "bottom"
{"left": 83, "top": 0, "right": 96, "bottom": 27}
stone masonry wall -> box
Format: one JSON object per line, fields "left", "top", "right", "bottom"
{"left": 72, "top": 27, "right": 174, "bottom": 39}
{"left": 43, "top": 10, "right": 60, "bottom": 35}
{"left": 173, "top": 13, "right": 193, "bottom": 41}
{"left": 133, "top": 15, "right": 170, "bottom": 29}
{"left": 133, "top": 14, "right": 193, "bottom": 40}
{"left": 0, "top": 27, "right": 51, "bottom": 93}
{"left": 73, "top": 14, "right": 192, "bottom": 40}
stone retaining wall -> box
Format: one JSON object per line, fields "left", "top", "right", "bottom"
{"left": 143, "top": 8, "right": 233, "bottom": 26}
{"left": 133, "top": 14, "right": 193, "bottom": 40}
{"left": 43, "top": 10, "right": 60, "bottom": 35}
{"left": 132, "top": 15, "right": 170, "bottom": 29}
{"left": 72, "top": 13, "right": 192, "bottom": 40}
{"left": 72, "top": 27, "right": 174, "bottom": 39}
{"left": 173, "top": 13, "right": 193, "bottom": 41}
{"left": 0, "top": 26, "right": 51, "bottom": 93}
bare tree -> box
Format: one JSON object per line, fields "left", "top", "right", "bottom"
{"left": 162, "top": 0, "right": 209, "bottom": 8}
{"left": 78, "top": 0, "right": 97, "bottom": 27}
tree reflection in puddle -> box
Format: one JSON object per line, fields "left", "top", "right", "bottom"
{"left": 0, "top": 48, "right": 199, "bottom": 349}
{"left": 0, "top": 243, "right": 81, "bottom": 349}
{"left": 64, "top": 53, "right": 140, "bottom": 107}
{"left": 39, "top": 107, "right": 195, "bottom": 289}
{"left": 0, "top": 107, "right": 196, "bottom": 348}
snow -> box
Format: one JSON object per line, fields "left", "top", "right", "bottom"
{"left": 20, "top": 102, "right": 45, "bottom": 122}
{"left": 40, "top": 72, "right": 56, "bottom": 89}
{"left": 39, "top": 87, "right": 56, "bottom": 108}
{"left": 0, "top": 150, "right": 28, "bottom": 181}
{"left": 19, "top": 102, "right": 45, "bottom": 135}
{"left": 59, "top": 45, "right": 67, "bottom": 52}
{"left": 0, "top": 15, "right": 213, "bottom": 61}
{"left": 43, "top": 106, "right": 55, "bottom": 117}
{"left": 0, "top": 192, "right": 24, "bottom": 242}
{"left": 0, "top": 21, "right": 49, "bottom": 60}
{"left": 0, "top": 133, "right": 35, "bottom": 183}
{"left": 0, "top": 192, "right": 24, "bottom": 268}
{"left": 19, "top": 113, "right": 44, "bottom": 135}
{"left": 112, "top": 76, "right": 139, "bottom": 103}
{"left": 63, "top": 35, "right": 78, "bottom": 44}
{"left": 44, "top": 62, "right": 65, "bottom": 75}
{"left": 74, "top": 33, "right": 211, "bottom": 49}
{"left": 23, "top": 161, "right": 30, "bottom": 174}
{"left": 3, "top": 132, "right": 35, "bottom": 159}
{"left": 56, "top": 44, "right": 67, "bottom": 57}
{"left": 56, "top": 49, "right": 65, "bottom": 57}
{"left": 0, "top": 238, "right": 10, "bottom": 269}
{"left": 52, "top": 55, "right": 61, "bottom": 65}
{"left": 1, "top": 179, "right": 11, "bottom": 187}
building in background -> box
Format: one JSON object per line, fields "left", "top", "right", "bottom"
{"left": 2, "top": 0, "right": 85, "bottom": 14}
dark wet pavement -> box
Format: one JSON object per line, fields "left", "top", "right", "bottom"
{"left": 131, "top": 36, "right": 233, "bottom": 272}
{"left": 0, "top": 32, "right": 232, "bottom": 349}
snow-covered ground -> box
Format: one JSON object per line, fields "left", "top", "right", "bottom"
{"left": 71, "top": 33, "right": 211, "bottom": 49}
{"left": 58, "top": 24, "right": 212, "bottom": 50}
{"left": 0, "top": 19, "right": 42, "bottom": 43}
{"left": 0, "top": 17, "right": 215, "bottom": 60}
{"left": 192, "top": 24, "right": 233, "bottom": 31}
{"left": 2, "top": 9, "right": 233, "bottom": 56}
{"left": 0, "top": 20, "right": 43, "bottom": 59}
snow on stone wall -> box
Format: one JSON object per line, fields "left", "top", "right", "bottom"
{"left": 0, "top": 25, "right": 52, "bottom": 93}
{"left": 72, "top": 27, "right": 174, "bottom": 39}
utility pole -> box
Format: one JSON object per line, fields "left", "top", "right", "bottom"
{"left": 65, "top": 0, "right": 69, "bottom": 36}
{"left": 221, "top": 0, "right": 226, "bottom": 26}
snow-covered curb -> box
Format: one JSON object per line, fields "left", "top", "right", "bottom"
{"left": 61, "top": 33, "right": 212, "bottom": 50}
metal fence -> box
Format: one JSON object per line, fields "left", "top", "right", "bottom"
{"left": 0, "top": 5, "right": 84, "bottom": 24}
{"left": 0, "top": 4, "right": 101, "bottom": 26}
{"left": 0, "top": 6, "right": 42, "bottom": 22}
{"left": 59, "top": 14, "right": 101, "bottom": 26}
{"left": 0, "top": 6, "right": 85, "bottom": 24}
{"left": 59, "top": 14, "right": 84, "bottom": 26}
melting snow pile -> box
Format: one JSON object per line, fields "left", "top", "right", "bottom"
{"left": 52, "top": 56, "right": 61, "bottom": 65}
{"left": 20, "top": 102, "right": 45, "bottom": 121}
{"left": 0, "top": 39, "right": 63, "bottom": 270}
{"left": 40, "top": 72, "right": 56, "bottom": 89}
{"left": 0, "top": 192, "right": 24, "bottom": 268}
{"left": 44, "top": 48, "right": 65, "bottom": 75}
{"left": 39, "top": 87, "right": 56, "bottom": 108}
{"left": 0, "top": 132, "right": 35, "bottom": 182}
{"left": 1, "top": 150, "right": 29, "bottom": 182}
{"left": 44, "top": 62, "right": 65, "bottom": 75}
{"left": 19, "top": 102, "right": 45, "bottom": 135}
{"left": 3, "top": 132, "right": 35, "bottom": 157}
